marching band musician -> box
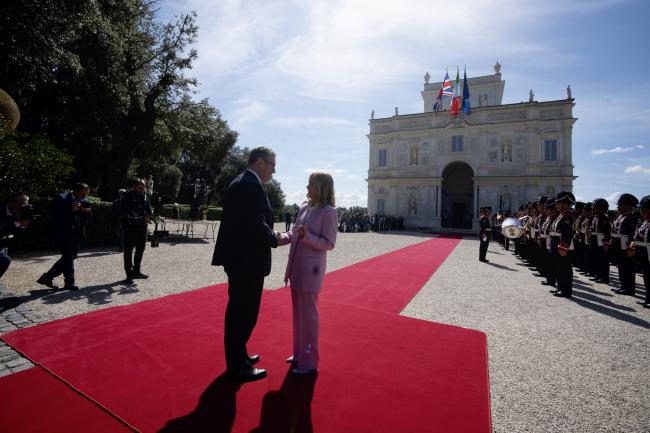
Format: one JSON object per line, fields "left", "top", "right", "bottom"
{"left": 549, "top": 192, "right": 576, "bottom": 298}
{"left": 540, "top": 199, "right": 558, "bottom": 288}
{"left": 589, "top": 198, "right": 612, "bottom": 284}
{"left": 532, "top": 197, "right": 547, "bottom": 277}
{"left": 612, "top": 194, "right": 639, "bottom": 296}
{"left": 630, "top": 196, "right": 650, "bottom": 308}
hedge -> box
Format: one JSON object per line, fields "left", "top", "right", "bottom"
{"left": 159, "top": 204, "right": 223, "bottom": 221}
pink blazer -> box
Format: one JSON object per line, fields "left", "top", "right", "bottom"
{"left": 280, "top": 204, "right": 338, "bottom": 293}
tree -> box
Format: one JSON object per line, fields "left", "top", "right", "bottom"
{"left": 1, "top": 1, "right": 233, "bottom": 201}
{"left": 0, "top": 130, "right": 75, "bottom": 201}
{"left": 264, "top": 179, "right": 286, "bottom": 216}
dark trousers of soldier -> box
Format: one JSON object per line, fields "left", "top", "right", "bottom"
{"left": 617, "top": 249, "right": 636, "bottom": 293}
{"left": 581, "top": 242, "right": 594, "bottom": 276}
{"left": 123, "top": 226, "right": 147, "bottom": 277}
{"left": 637, "top": 249, "right": 650, "bottom": 304}
{"left": 556, "top": 252, "right": 573, "bottom": 296}
{"left": 538, "top": 242, "right": 549, "bottom": 277}
{"left": 592, "top": 243, "right": 610, "bottom": 283}
{"left": 573, "top": 240, "right": 583, "bottom": 270}
{"left": 545, "top": 249, "right": 556, "bottom": 285}
{"left": 479, "top": 236, "right": 490, "bottom": 261}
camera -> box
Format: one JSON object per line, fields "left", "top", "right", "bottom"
{"left": 16, "top": 203, "right": 37, "bottom": 221}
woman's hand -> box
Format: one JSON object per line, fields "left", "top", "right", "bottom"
{"left": 297, "top": 225, "right": 306, "bottom": 239}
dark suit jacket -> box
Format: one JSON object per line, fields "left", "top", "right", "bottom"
{"left": 0, "top": 205, "right": 22, "bottom": 249}
{"left": 49, "top": 192, "right": 92, "bottom": 242}
{"left": 212, "top": 170, "right": 278, "bottom": 276}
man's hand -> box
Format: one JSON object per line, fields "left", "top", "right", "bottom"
{"left": 72, "top": 202, "right": 82, "bottom": 212}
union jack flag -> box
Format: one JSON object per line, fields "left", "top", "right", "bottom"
{"left": 441, "top": 71, "right": 453, "bottom": 97}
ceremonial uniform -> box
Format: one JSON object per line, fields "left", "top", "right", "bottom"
{"left": 612, "top": 210, "right": 638, "bottom": 295}
{"left": 632, "top": 197, "right": 650, "bottom": 307}
{"left": 479, "top": 207, "right": 492, "bottom": 262}
{"left": 589, "top": 201, "right": 612, "bottom": 284}
{"left": 551, "top": 210, "right": 575, "bottom": 297}
{"left": 580, "top": 211, "right": 595, "bottom": 277}
{"left": 541, "top": 203, "right": 558, "bottom": 286}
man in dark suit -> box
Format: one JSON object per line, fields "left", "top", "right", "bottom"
{"left": 1, "top": 193, "right": 31, "bottom": 279}
{"left": 37, "top": 183, "right": 92, "bottom": 291}
{"left": 212, "top": 147, "right": 280, "bottom": 382}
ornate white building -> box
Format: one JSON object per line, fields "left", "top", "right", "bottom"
{"left": 367, "top": 63, "right": 576, "bottom": 229}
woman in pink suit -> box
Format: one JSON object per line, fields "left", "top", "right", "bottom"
{"left": 279, "top": 172, "right": 338, "bottom": 374}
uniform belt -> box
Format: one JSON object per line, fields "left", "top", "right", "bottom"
{"left": 637, "top": 241, "right": 648, "bottom": 247}
{"left": 550, "top": 231, "right": 561, "bottom": 236}
{"left": 611, "top": 234, "right": 621, "bottom": 238}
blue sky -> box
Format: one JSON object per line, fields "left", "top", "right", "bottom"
{"left": 159, "top": 0, "right": 650, "bottom": 208}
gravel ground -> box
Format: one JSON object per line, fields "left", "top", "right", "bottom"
{"left": 402, "top": 238, "right": 650, "bottom": 433}
{"left": 1, "top": 228, "right": 649, "bottom": 432}
{"left": 0, "top": 223, "right": 430, "bottom": 322}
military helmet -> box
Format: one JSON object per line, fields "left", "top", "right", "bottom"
{"left": 555, "top": 191, "right": 576, "bottom": 204}
{"left": 545, "top": 199, "right": 556, "bottom": 208}
{"left": 574, "top": 201, "right": 585, "bottom": 210}
{"left": 592, "top": 198, "right": 608, "bottom": 211}
{"left": 617, "top": 193, "right": 639, "bottom": 207}
{"left": 640, "top": 195, "right": 650, "bottom": 210}
{"left": 584, "top": 202, "right": 593, "bottom": 210}
{"left": 538, "top": 196, "right": 548, "bottom": 205}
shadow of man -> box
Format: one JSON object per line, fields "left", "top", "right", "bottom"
{"left": 250, "top": 369, "right": 318, "bottom": 433}
{"left": 157, "top": 372, "right": 241, "bottom": 433}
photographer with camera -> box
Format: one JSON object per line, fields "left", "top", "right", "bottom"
{"left": 0, "top": 193, "right": 31, "bottom": 279}
{"left": 121, "top": 178, "right": 152, "bottom": 284}
{"left": 37, "top": 183, "right": 92, "bottom": 291}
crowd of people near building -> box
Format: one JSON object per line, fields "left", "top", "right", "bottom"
{"left": 337, "top": 212, "right": 404, "bottom": 233}
{"left": 488, "top": 192, "right": 649, "bottom": 308}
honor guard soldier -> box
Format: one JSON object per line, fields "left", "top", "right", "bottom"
{"left": 580, "top": 203, "right": 595, "bottom": 277}
{"left": 612, "top": 193, "right": 639, "bottom": 295}
{"left": 630, "top": 196, "right": 650, "bottom": 308}
{"left": 540, "top": 199, "right": 558, "bottom": 287}
{"left": 532, "top": 197, "right": 547, "bottom": 277}
{"left": 549, "top": 192, "right": 576, "bottom": 297}
{"left": 589, "top": 198, "right": 612, "bottom": 284}
{"left": 479, "top": 206, "right": 492, "bottom": 262}
{"left": 572, "top": 202, "right": 585, "bottom": 271}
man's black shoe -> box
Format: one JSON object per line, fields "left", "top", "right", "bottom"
{"left": 64, "top": 285, "right": 80, "bottom": 291}
{"left": 549, "top": 289, "right": 560, "bottom": 294}
{"left": 541, "top": 281, "right": 555, "bottom": 286}
{"left": 248, "top": 355, "right": 260, "bottom": 365}
{"left": 228, "top": 368, "right": 267, "bottom": 382}
{"left": 36, "top": 275, "right": 58, "bottom": 289}
{"left": 123, "top": 278, "right": 134, "bottom": 284}
{"left": 131, "top": 272, "right": 149, "bottom": 279}
{"left": 553, "top": 292, "right": 570, "bottom": 298}
{"left": 479, "top": 259, "right": 489, "bottom": 262}
{"left": 616, "top": 290, "right": 634, "bottom": 296}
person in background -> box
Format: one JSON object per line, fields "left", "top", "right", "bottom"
{"left": 630, "top": 195, "right": 650, "bottom": 308}
{"left": 478, "top": 206, "right": 492, "bottom": 262}
{"left": 0, "top": 193, "right": 31, "bottom": 279}
{"left": 37, "top": 183, "right": 92, "bottom": 291}
{"left": 121, "top": 179, "right": 152, "bottom": 284}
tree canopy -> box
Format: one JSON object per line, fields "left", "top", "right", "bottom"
{"left": 0, "top": 0, "right": 256, "bottom": 202}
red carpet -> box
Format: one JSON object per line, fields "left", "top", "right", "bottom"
{"left": 0, "top": 367, "right": 133, "bottom": 433}
{"left": 0, "top": 237, "right": 491, "bottom": 433}
{"left": 312, "top": 236, "right": 461, "bottom": 313}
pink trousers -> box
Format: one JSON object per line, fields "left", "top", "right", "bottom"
{"left": 291, "top": 290, "right": 320, "bottom": 370}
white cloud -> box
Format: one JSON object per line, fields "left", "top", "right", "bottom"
{"left": 228, "top": 97, "right": 270, "bottom": 129}
{"left": 624, "top": 165, "right": 650, "bottom": 174}
{"left": 606, "top": 192, "right": 621, "bottom": 208}
{"left": 591, "top": 145, "right": 645, "bottom": 155}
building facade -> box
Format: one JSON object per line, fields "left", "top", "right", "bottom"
{"left": 367, "top": 64, "right": 576, "bottom": 229}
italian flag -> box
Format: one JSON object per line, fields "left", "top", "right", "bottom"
{"left": 450, "top": 67, "right": 461, "bottom": 117}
